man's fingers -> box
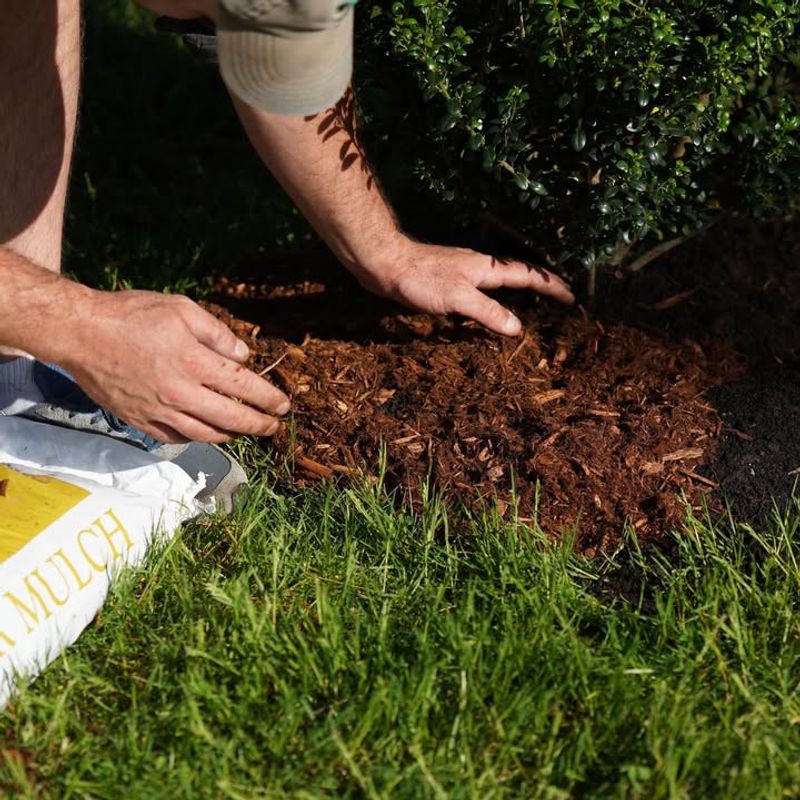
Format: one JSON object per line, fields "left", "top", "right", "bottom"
{"left": 448, "top": 285, "right": 522, "bottom": 336}
{"left": 160, "top": 410, "right": 238, "bottom": 444}
{"left": 201, "top": 354, "right": 291, "bottom": 416}
{"left": 181, "top": 386, "right": 283, "bottom": 438}
{"left": 136, "top": 419, "right": 189, "bottom": 445}
{"left": 475, "top": 257, "right": 575, "bottom": 304}
{"left": 180, "top": 300, "right": 251, "bottom": 363}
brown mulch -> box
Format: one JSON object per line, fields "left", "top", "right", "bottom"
{"left": 204, "top": 258, "right": 745, "bottom": 553}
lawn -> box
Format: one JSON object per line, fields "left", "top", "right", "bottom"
{"left": 3, "top": 442, "right": 800, "bottom": 798}
{"left": 2, "top": 3, "right": 800, "bottom": 797}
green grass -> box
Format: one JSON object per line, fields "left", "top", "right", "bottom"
{"left": 2, "top": 2, "right": 800, "bottom": 797}
{"left": 2, "top": 441, "right": 800, "bottom": 798}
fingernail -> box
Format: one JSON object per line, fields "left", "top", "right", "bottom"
{"left": 277, "top": 399, "right": 291, "bottom": 416}
{"left": 234, "top": 339, "right": 249, "bottom": 360}
{"left": 265, "top": 419, "right": 282, "bottom": 436}
{"left": 505, "top": 313, "right": 522, "bottom": 335}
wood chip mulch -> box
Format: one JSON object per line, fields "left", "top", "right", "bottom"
{"left": 205, "top": 270, "right": 744, "bottom": 552}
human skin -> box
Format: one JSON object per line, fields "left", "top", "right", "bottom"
{"left": 0, "top": 0, "right": 573, "bottom": 444}
{"left": 232, "top": 89, "right": 574, "bottom": 336}
{"left": 138, "top": 1, "right": 574, "bottom": 334}
{"left": 0, "top": 0, "right": 289, "bottom": 443}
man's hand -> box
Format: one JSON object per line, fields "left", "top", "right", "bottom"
{"left": 359, "top": 239, "right": 575, "bottom": 336}
{"left": 230, "top": 97, "right": 573, "bottom": 337}
{"left": 61, "top": 291, "right": 290, "bottom": 444}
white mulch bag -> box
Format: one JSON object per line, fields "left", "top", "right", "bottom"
{"left": 0, "top": 416, "right": 206, "bottom": 707}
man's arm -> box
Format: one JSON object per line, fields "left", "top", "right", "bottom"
{"left": 1, "top": 0, "right": 289, "bottom": 443}
{"left": 231, "top": 88, "right": 574, "bottom": 337}
{"left": 0, "top": 246, "right": 290, "bottom": 442}
{"left": 0, "top": 249, "right": 83, "bottom": 362}
{"left": 135, "top": 0, "right": 573, "bottom": 333}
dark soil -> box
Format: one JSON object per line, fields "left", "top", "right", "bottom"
{"left": 206, "top": 217, "right": 800, "bottom": 549}
{"left": 704, "top": 368, "right": 800, "bottom": 526}
{"left": 595, "top": 215, "right": 800, "bottom": 528}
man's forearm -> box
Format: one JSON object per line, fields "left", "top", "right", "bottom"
{"left": 230, "top": 87, "right": 406, "bottom": 291}
{"left": 229, "top": 77, "right": 573, "bottom": 335}
{"left": 0, "top": 246, "right": 90, "bottom": 362}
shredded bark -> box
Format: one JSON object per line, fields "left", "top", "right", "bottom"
{"left": 205, "top": 264, "right": 744, "bottom": 551}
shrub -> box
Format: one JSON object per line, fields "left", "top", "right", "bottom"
{"left": 357, "top": 0, "right": 800, "bottom": 283}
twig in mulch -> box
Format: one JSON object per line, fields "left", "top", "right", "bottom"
{"left": 259, "top": 352, "right": 289, "bottom": 376}
{"left": 678, "top": 468, "right": 719, "bottom": 488}
{"left": 639, "top": 289, "right": 698, "bottom": 311}
{"left": 506, "top": 333, "right": 530, "bottom": 365}
{"left": 662, "top": 448, "right": 704, "bottom": 463}
{"left": 295, "top": 455, "right": 334, "bottom": 478}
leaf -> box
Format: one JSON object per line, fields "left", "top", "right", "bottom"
{"left": 571, "top": 128, "right": 587, "bottom": 152}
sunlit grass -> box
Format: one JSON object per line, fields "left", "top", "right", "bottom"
{"left": 2, "top": 453, "right": 800, "bottom": 798}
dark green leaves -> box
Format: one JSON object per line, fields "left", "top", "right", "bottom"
{"left": 359, "top": 0, "right": 800, "bottom": 274}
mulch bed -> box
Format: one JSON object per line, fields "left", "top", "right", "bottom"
{"left": 205, "top": 218, "right": 800, "bottom": 551}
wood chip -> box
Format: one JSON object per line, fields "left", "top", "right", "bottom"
{"left": 391, "top": 434, "right": 420, "bottom": 445}
{"left": 573, "top": 459, "right": 594, "bottom": 478}
{"left": 270, "top": 364, "right": 296, "bottom": 391}
{"left": 677, "top": 468, "right": 719, "bottom": 488}
{"left": 259, "top": 353, "right": 288, "bottom": 376}
{"left": 295, "top": 455, "right": 333, "bottom": 478}
{"left": 533, "top": 389, "right": 565, "bottom": 405}
{"left": 375, "top": 388, "right": 396, "bottom": 406}
{"left": 333, "top": 399, "right": 349, "bottom": 415}
{"left": 506, "top": 334, "right": 530, "bottom": 365}
{"left": 541, "top": 426, "right": 568, "bottom": 447}
{"left": 588, "top": 409, "right": 620, "bottom": 418}
{"left": 641, "top": 461, "right": 663, "bottom": 475}
{"left": 662, "top": 447, "right": 703, "bottom": 462}
{"left": 553, "top": 346, "right": 568, "bottom": 364}
{"left": 330, "top": 464, "right": 359, "bottom": 476}
{"left": 341, "top": 448, "right": 357, "bottom": 470}
{"left": 285, "top": 345, "right": 306, "bottom": 362}
{"left": 639, "top": 289, "right": 697, "bottom": 311}
{"left": 488, "top": 465, "right": 504, "bottom": 482}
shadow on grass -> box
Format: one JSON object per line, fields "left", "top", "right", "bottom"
{"left": 65, "top": 0, "right": 316, "bottom": 293}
